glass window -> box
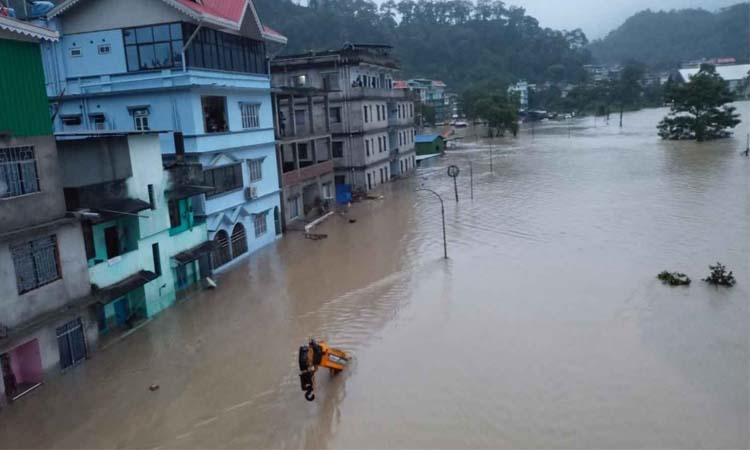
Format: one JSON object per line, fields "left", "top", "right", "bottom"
{"left": 0, "top": 146, "right": 40, "bottom": 198}
{"left": 168, "top": 199, "right": 182, "bottom": 229}
{"left": 170, "top": 23, "right": 182, "bottom": 40}
{"left": 203, "top": 164, "right": 243, "bottom": 197}
{"left": 153, "top": 24, "right": 171, "bottom": 42}
{"left": 202, "top": 96, "right": 228, "bottom": 133}
{"left": 330, "top": 107, "right": 342, "bottom": 124}
{"left": 133, "top": 108, "right": 150, "bottom": 131}
{"left": 248, "top": 159, "right": 263, "bottom": 182}
{"left": 253, "top": 213, "right": 268, "bottom": 237}
{"left": 123, "top": 28, "right": 136, "bottom": 45}
{"left": 332, "top": 141, "right": 343, "bottom": 158}
{"left": 154, "top": 42, "right": 172, "bottom": 67}
{"left": 135, "top": 27, "right": 153, "bottom": 44}
{"left": 287, "top": 197, "right": 300, "bottom": 219}
{"left": 240, "top": 103, "right": 260, "bottom": 129}
{"left": 138, "top": 45, "right": 156, "bottom": 70}
{"left": 11, "top": 235, "right": 60, "bottom": 294}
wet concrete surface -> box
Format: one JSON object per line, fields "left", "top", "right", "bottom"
{"left": 0, "top": 106, "right": 748, "bottom": 449}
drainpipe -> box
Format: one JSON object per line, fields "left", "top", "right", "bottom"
{"left": 182, "top": 21, "right": 203, "bottom": 72}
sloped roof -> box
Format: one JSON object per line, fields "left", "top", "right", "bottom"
{"left": 393, "top": 80, "right": 408, "bottom": 89}
{"left": 679, "top": 64, "right": 750, "bottom": 83}
{"left": 431, "top": 80, "right": 447, "bottom": 87}
{"left": 415, "top": 134, "right": 442, "bottom": 143}
{"left": 48, "top": 0, "right": 285, "bottom": 43}
{"left": 0, "top": 14, "right": 59, "bottom": 41}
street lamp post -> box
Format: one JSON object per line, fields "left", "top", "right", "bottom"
{"left": 416, "top": 188, "right": 448, "bottom": 259}
{"left": 469, "top": 160, "right": 474, "bottom": 200}
{"left": 447, "top": 165, "right": 460, "bottom": 203}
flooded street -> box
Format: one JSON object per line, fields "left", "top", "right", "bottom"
{"left": 1, "top": 105, "right": 748, "bottom": 449}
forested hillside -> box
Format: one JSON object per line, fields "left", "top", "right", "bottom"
{"left": 589, "top": 3, "right": 750, "bottom": 68}
{"left": 254, "top": 0, "right": 591, "bottom": 86}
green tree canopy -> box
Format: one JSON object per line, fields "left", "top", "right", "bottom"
{"left": 657, "top": 64, "right": 741, "bottom": 141}
{"left": 255, "top": 0, "right": 591, "bottom": 88}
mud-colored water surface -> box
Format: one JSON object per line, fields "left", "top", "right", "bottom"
{"left": 0, "top": 106, "right": 748, "bottom": 449}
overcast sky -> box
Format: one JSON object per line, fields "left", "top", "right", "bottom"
{"left": 358, "top": 0, "right": 741, "bottom": 39}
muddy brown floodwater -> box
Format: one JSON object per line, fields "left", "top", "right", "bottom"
{"left": 1, "top": 105, "right": 749, "bottom": 449}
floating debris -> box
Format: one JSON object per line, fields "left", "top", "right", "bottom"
{"left": 703, "top": 262, "right": 736, "bottom": 287}
{"left": 657, "top": 271, "right": 692, "bottom": 286}
{"left": 149, "top": 384, "right": 160, "bottom": 391}
{"left": 305, "top": 233, "right": 328, "bottom": 241}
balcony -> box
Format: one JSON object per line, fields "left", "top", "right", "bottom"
{"left": 348, "top": 87, "right": 408, "bottom": 100}
{"left": 282, "top": 160, "right": 334, "bottom": 187}
{"left": 89, "top": 248, "right": 142, "bottom": 290}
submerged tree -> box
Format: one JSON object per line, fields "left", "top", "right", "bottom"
{"left": 657, "top": 64, "right": 740, "bottom": 141}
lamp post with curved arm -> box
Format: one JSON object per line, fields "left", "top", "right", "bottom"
{"left": 416, "top": 188, "right": 448, "bottom": 259}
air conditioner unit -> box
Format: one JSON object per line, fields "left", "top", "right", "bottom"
{"left": 245, "top": 186, "right": 258, "bottom": 200}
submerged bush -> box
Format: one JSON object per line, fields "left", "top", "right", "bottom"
{"left": 703, "top": 262, "right": 736, "bottom": 287}
{"left": 657, "top": 271, "right": 692, "bottom": 286}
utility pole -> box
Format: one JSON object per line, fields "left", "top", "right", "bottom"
{"left": 469, "top": 160, "right": 474, "bottom": 200}
{"left": 416, "top": 189, "right": 448, "bottom": 259}
{"left": 489, "top": 141, "right": 494, "bottom": 173}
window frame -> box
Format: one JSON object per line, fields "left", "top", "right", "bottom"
{"left": 11, "top": 235, "right": 62, "bottom": 295}
{"left": 132, "top": 108, "right": 150, "bottom": 131}
{"left": 253, "top": 212, "right": 268, "bottom": 237}
{"left": 0, "top": 146, "right": 41, "bottom": 199}
{"left": 123, "top": 22, "right": 183, "bottom": 72}
{"left": 240, "top": 102, "right": 261, "bottom": 129}
{"left": 203, "top": 163, "right": 243, "bottom": 198}
{"left": 247, "top": 158, "right": 263, "bottom": 182}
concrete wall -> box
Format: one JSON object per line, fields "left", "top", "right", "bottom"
{"left": 0, "top": 221, "right": 91, "bottom": 329}
{"left": 0, "top": 306, "right": 99, "bottom": 406}
{"left": 54, "top": 0, "right": 187, "bottom": 35}
{"left": 57, "top": 137, "right": 133, "bottom": 187}
{"left": 60, "top": 29, "right": 128, "bottom": 78}
{"left": 0, "top": 136, "right": 67, "bottom": 233}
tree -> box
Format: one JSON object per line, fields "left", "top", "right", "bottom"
{"left": 463, "top": 85, "right": 518, "bottom": 137}
{"left": 658, "top": 64, "right": 740, "bottom": 141}
{"left": 613, "top": 62, "right": 645, "bottom": 126}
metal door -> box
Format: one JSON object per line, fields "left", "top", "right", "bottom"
{"left": 56, "top": 319, "right": 87, "bottom": 370}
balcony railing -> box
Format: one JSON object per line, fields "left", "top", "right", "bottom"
{"left": 89, "top": 248, "right": 141, "bottom": 289}
{"left": 348, "top": 87, "right": 408, "bottom": 99}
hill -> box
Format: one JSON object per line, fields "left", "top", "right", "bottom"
{"left": 589, "top": 3, "right": 750, "bottom": 68}
{"left": 254, "top": 0, "right": 591, "bottom": 87}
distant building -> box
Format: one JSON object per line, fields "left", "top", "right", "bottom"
{"left": 36, "top": 0, "right": 286, "bottom": 270}
{"left": 271, "top": 87, "right": 334, "bottom": 228}
{"left": 508, "top": 81, "right": 536, "bottom": 110}
{"left": 396, "top": 79, "right": 457, "bottom": 124}
{"left": 0, "top": 16, "right": 93, "bottom": 406}
{"left": 415, "top": 134, "right": 446, "bottom": 157}
{"left": 272, "top": 43, "right": 417, "bottom": 192}
{"left": 678, "top": 64, "right": 750, "bottom": 95}
{"left": 583, "top": 64, "right": 622, "bottom": 83}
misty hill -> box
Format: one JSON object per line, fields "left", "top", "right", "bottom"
{"left": 255, "top": 0, "right": 591, "bottom": 87}
{"left": 589, "top": 3, "right": 750, "bottom": 68}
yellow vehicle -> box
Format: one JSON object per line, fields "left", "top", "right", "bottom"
{"left": 298, "top": 340, "right": 351, "bottom": 401}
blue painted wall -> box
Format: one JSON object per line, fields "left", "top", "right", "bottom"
{"left": 41, "top": 24, "right": 282, "bottom": 261}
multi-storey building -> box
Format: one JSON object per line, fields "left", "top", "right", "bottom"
{"left": 271, "top": 43, "right": 417, "bottom": 192}
{"left": 272, "top": 87, "right": 334, "bottom": 228}
{"left": 56, "top": 132, "right": 212, "bottom": 339}
{"left": 0, "top": 16, "right": 93, "bottom": 406}
{"left": 396, "top": 78, "right": 456, "bottom": 125}
{"left": 35, "top": 0, "right": 287, "bottom": 269}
